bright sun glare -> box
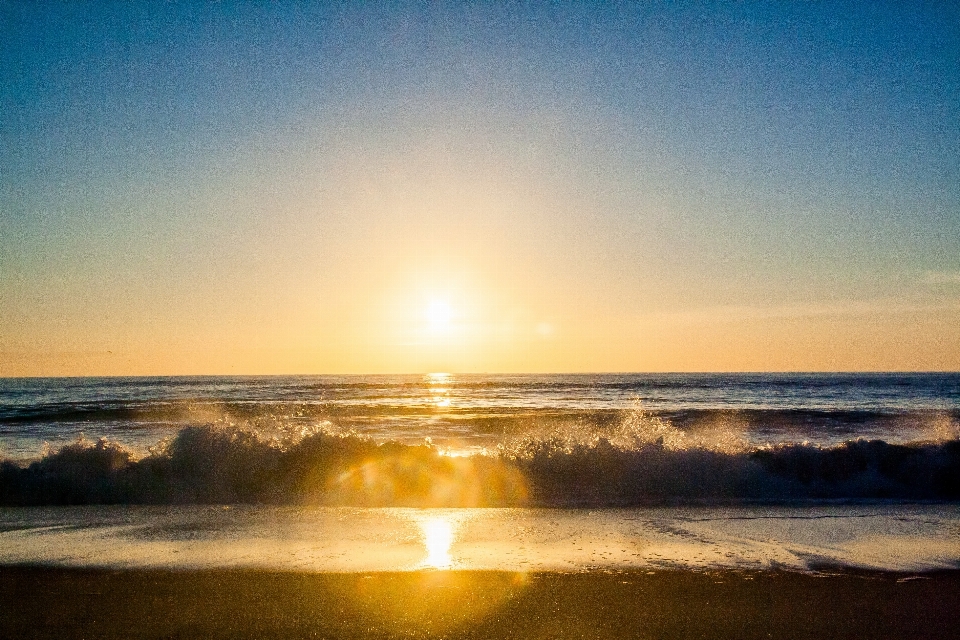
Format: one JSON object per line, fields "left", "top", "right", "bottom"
{"left": 421, "top": 517, "right": 455, "bottom": 569}
{"left": 425, "top": 300, "right": 454, "bottom": 329}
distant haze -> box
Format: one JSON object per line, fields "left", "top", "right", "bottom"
{"left": 2, "top": 2, "right": 958, "bottom": 375}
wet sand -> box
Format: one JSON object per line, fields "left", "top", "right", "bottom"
{"left": 3, "top": 566, "right": 960, "bottom": 639}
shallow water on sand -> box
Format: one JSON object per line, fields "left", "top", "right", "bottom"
{"left": 2, "top": 504, "right": 958, "bottom": 573}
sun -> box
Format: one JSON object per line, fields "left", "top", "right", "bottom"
{"left": 425, "top": 299, "right": 454, "bottom": 331}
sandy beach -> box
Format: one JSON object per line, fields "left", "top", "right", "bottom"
{"left": 4, "top": 566, "right": 960, "bottom": 639}
{"left": 3, "top": 504, "right": 959, "bottom": 638}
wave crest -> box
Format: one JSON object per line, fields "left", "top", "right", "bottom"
{"left": 1, "top": 423, "right": 959, "bottom": 507}
{"left": 499, "top": 400, "right": 750, "bottom": 457}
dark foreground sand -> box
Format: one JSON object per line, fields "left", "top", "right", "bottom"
{"left": 3, "top": 567, "right": 959, "bottom": 639}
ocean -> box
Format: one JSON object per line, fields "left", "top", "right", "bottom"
{"left": 1, "top": 373, "right": 959, "bottom": 573}
{"left": 3, "top": 373, "right": 960, "bottom": 454}
{"left": 1, "top": 373, "right": 959, "bottom": 503}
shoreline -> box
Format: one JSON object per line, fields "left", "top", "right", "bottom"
{"left": 4, "top": 503, "right": 959, "bottom": 574}
{"left": 4, "top": 566, "right": 960, "bottom": 639}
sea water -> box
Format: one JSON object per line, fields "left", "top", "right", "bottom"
{"left": 1, "top": 505, "right": 958, "bottom": 572}
{"left": 2, "top": 373, "right": 958, "bottom": 459}
{"left": 1, "top": 374, "right": 959, "bottom": 571}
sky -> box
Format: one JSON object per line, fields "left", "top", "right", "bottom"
{"left": 1, "top": 1, "right": 959, "bottom": 375}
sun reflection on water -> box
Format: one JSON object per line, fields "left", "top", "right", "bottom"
{"left": 420, "top": 516, "right": 456, "bottom": 568}
{"left": 426, "top": 372, "right": 453, "bottom": 408}
{"left": 335, "top": 508, "right": 527, "bottom": 637}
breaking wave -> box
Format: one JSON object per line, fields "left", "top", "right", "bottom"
{"left": 2, "top": 407, "right": 959, "bottom": 507}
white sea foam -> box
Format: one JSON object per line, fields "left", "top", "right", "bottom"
{"left": 1, "top": 504, "right": 957, "bottom": 573}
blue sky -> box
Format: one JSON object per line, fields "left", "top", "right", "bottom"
{"left": 2, "top": 1, "right": 958, "bottom": 374}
